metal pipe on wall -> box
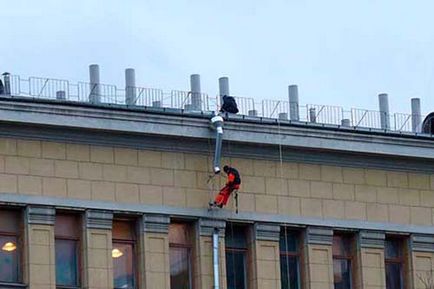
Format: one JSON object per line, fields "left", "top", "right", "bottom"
{"left": 210, "top": 115, "right": 224, "bottom": 174}
{"left": 212, "top": 228, "right": 220, "bottom": 289}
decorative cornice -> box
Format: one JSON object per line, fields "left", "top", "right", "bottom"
{"left": 254, "top": 222, "right": 280, "bottom": 241}
{"left": 85, "top": 209, "right": 113, "bottom": 230}
{"left": 306, "top": 226, "right": 333, "bottom": 245}
{"left": 199, "top": 218, "right": 226, "bottom": 237}
{"left": 411, "top": 234, "right": 434, "bottom": 252}
{"left": 26, "top": 205, "right": 55, "bottom": 225}
{"left": 143, "top": 214, "right": 170, "bottom": 234}
{"left": 359, "top": 230, "right": 385, "bottom": 249}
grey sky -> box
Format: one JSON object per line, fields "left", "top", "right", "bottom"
{"left": 1, "top": 0, "right": 434, "bottom": 115}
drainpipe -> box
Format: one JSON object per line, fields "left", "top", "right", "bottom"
{"left": 210, "top": 115, "right": 224, "bottom": 174}
{"left": 213, "top": 228, "right": 220, "bottom": 289}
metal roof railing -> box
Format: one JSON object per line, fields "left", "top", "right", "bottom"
{"left": 0, "top": 74, "right": 428, "bottom": 134}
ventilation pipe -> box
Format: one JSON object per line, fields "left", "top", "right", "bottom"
{"left": 378, "top": 93, "right": 390, "bottom": 130}
{"left": 279, "top": 112, "right": 288, "bottom": 120}
{"left": 219, "top": 77, "right": 230, "bottom": 107}
{"left": 411, "top": 98, "right": 421, "bottom": 133}
{"left": 248, "top": 110, "right": 258, "bottom": 117}
{"left": 2, "top": 72, "right": 11, "bottom": 95}
{"left": 125, "top": 68, "right": 136, "bottom": 106}
{"left": 288, "top": 85, "right": 299, "bottom": 121}
{"left": 212, "top": 228, "right": 220, "bottom": 289}
{"left": 190, "top": 74, "right": 202, "bottom": 110}
{"left": 341, "top": 119, "right": 351, "bottom": 127}
{"left": 210, "top": 115, "right": 224, "bottom": 174}
{"left": 89, "top": 64, "right": 101, "bottom": 104}
{"left": 309, "top": 108, "right": 317, "bottom": 123}
{"left": 56, "top": 91, "right": 66, "bottom": 100}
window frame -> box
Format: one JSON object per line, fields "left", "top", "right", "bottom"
{"left": 332, "top": 234, "right": 353, "bottom": 289}
{"left": 0, "top": 209, "right": 22, "bottom": 285}
{"left": 55, "top": 214, "right": 81, "bottom": 289}
{"left": 225, "top": 224, "right": 248, "bottom": 289}
{"left": 279, "top": 228, "right": 301, "bottom": 289}
{"left": 112, "top": 219, "right": 137, "bottom": 289}
{"left": 169, "top": 222, "right": 194, "bottom": 289}
{"left": 384, "top": 237, "right": 405, "bottom": 289}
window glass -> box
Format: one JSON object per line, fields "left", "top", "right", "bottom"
{"left": 226, "top": 224, "right": 247, "bottom": 289}
{"left": 0, "top": 209, "right": 21, "bottom": 283}
{"left": 169, "top": 223, "right": 192, "bottom": 289}
{"left": 280, "top": 228, "right": 300, "bottom": 289}
{"left": 333, "top": 234, "right": 353, "bottom": 289}
{"left": 55, "top": 214, "right": 80, "bottom": 287}
{"left": 385, "top": 238, "right": 404, "bottom": 289}
{"left": 113, "top": 220, "right": 136, "bottom": 289}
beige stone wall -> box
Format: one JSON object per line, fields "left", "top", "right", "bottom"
{"left": 1, "top": 138, "right": 434, "bottom": 227}
{"left": 83, "top": 228, "right": 113, "bottom": 289}
{"left": 304, "top": 244, "right": 334, "bottom": 289}
{"left": 25, "top": 223, "right": 56, "bottom": 289}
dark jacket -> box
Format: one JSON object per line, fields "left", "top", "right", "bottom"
{"left": 220, "top": 95, "right": 239, "bottom": 114}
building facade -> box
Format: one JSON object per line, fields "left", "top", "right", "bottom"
{"left": 0, "top": 97, "right": 433, "bottom": 289}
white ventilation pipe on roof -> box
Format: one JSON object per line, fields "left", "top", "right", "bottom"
{"left": 213, "top": 228, "right": 220, "bottom": 289}
{"left": 378, "top": 93, "right": 390, "bottom": 130}
{"left": 125, "top": 68, "right": 136, "bottom": 106}
{"left": 190, "top": 74, "right": 202, "bottom": 111}
{"left": 411, "top": 98, "right": 421, "bottom": 133}
{"left": 89, "top": 64, "right": 101, "bottom": 104}
{"left": 219, "top": 77, "right": 230, "bottom": 107}
{"left": 210, "top": 115, "right": 224, "bottom": 174}
{"left": 288, "top": 85, "right": 299, "bottom": 121}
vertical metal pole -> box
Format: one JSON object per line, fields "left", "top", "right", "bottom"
{"left": 411, "top": 98, "right": 421, "bottom": 133}
{"left": 212, "top": 228, "right": 220, "bottom": 289}
{"left": 89, "top": 64, "right": 101, "bottom": 104}
{"left": 378, "top": 93, "right": 390, "bottom": 130}
{"left": 190, "top": 74, "right": 202, "bottom": 110}
{"left": 219, "top": 77, "right": 230, "bottom": 108}
{"left": 288, "top": 85, "right": 299, "bottom": 121}
{"left": 125, "top": 68, "right": 136, "bottom": 105}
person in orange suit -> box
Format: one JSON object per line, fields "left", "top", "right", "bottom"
{"left": 210, "top": 165, "right": 241, "bottom": 208}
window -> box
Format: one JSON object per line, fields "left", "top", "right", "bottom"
{"left": 0, "top": 209, "right": 21, "bottom": 284}
{"left": 55, "top": 214, "right": 81, "bottom": 288}
{"left": 112, "top": 220, "right": 136, "bottom": 289}
{"left": 169, "top": 222, "right": 193, "bottom": 289}
{"left": 280, "top": 228, "right": 300, "bottom": 289}
{"left": 333, "top": 234, "right": 353, "bottom": 289}
{"left": 225, "top": 224, "right": 247, "bottom": 289}
{"left": 385, "top": 238, "right": 404, "bottom": 289}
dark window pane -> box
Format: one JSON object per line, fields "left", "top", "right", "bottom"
{"left": 169, "top": 223, "right": 191, "bottom": 245}
{"left": 280, "top": 255, "right": 300, "bottom": 289}
{"left": 55, "top": 239, "right": 78, "bottom": 286}
{"left": 170, "top": 247, "right": 191, "bottom": 289}
{"left": 279, "top": 230, "right": 298, "bottom": 253}
{"left": 0, "top": 210, "right": 20, "bottom": 234}
{"left": 226, "top": 251, "right": 246, "bottom": 289}
{"left": 386, "top": 263, "right": 402, "bottom": 289}
{"left": 333, "top": 235, "right": 352, "bottom": 257}
{"left": 225, "top": 226, "right": 247, "bottom": 249}
{"left": 385, "top": 239, "right": 402, "bottom": 259}
{"left": 0, "top": 235, "right": 19, "bottom": 283}
{"left": 333, "top": 259, "right": 351, "bottom": 289}
{"left": 113, "top": 243, "right": 135, "bottom": 289}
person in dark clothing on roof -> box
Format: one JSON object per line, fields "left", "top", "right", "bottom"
{"left": 220, "top": 95, "right": 239, "bottom": 114}
{"left": 210, "top": 165, "right": 241, "bottom": 208}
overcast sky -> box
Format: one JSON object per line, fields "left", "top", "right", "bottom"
{"left": 1, "top": 0, "right": 434, "bottom": 115}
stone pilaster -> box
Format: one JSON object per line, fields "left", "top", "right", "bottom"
{"left": 83, "top": 209, "right": 113, "bottom": 289}
{"left": 25, "top": 205, "right": 56, "bottom": 289}
{"left": 303, "top": 226, "right": 334, "bottom": 289}
{"left": 138, "top": 214, "right": 170, "bottom": 289}
{"left": 410, "top": 234, "right": 434, "bottom": 289}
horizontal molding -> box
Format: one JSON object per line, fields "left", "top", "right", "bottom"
{"left": 2, "top": 193, "right": 434, "bottom": 236}
{"left": 143, "top": 214, "right": 170, "bottom": 234}
{"left": 26, "top": 205, "right": 55, "bottom": 225}
{"left": 359, "top": 230, "right": 385, "bottom": 249}
{"left": 85, "top": 209, "right": 113, "bottom": 230}
{"left": 199, "top": 218, "right": 226, "bottom": 237}
{"left": 306, "top": 226, "right": 333, "bottom": 245}
{"left": 254, "top": 222, "right": 281, "bottom": 241}
{"left": 411, "top": 234, "right": 434, "bottom": 253}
